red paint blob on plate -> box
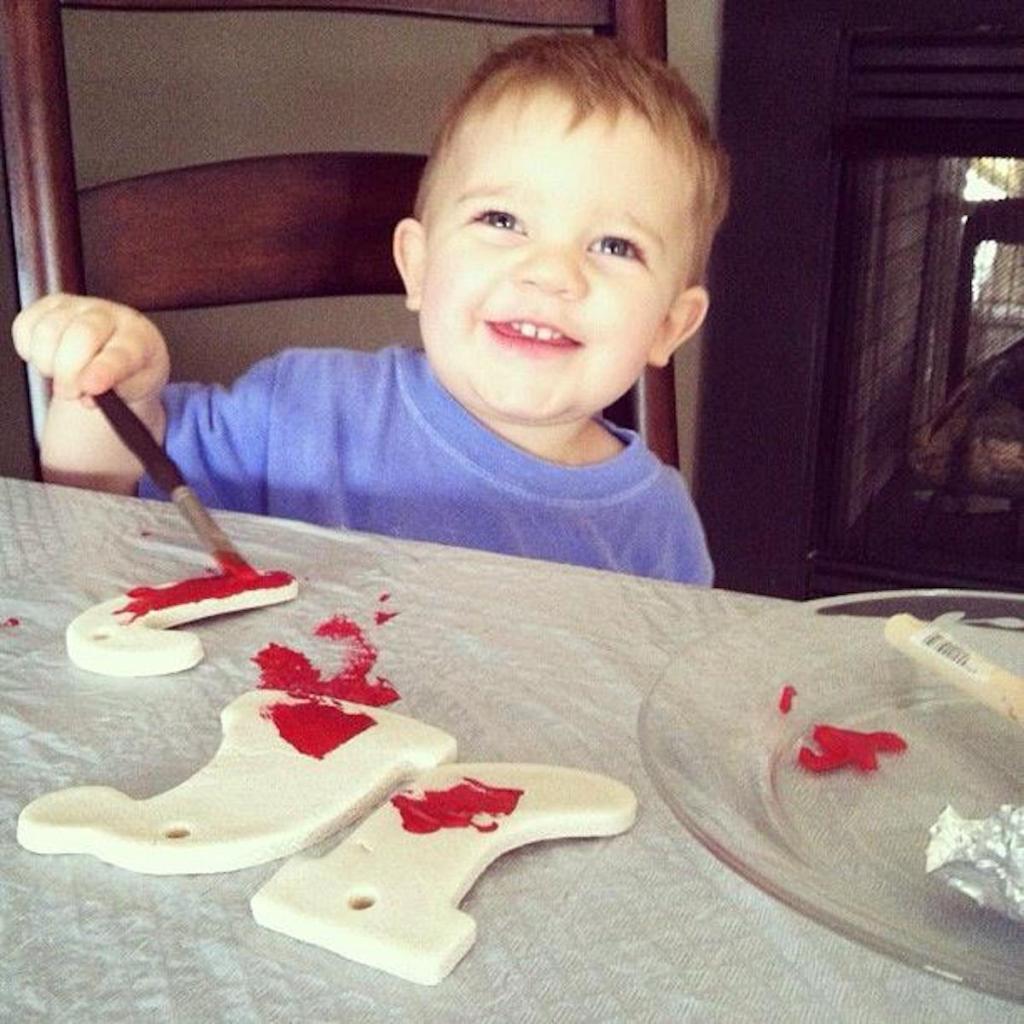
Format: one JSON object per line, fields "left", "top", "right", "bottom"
{"left": 798, "top": 723, "right": 907, "bottom": 773}
{"left": 391, "top": 777, "right": 524, "bottom": 834}
{"left": 778, "top": 684, "right": 797, "bottom": 713}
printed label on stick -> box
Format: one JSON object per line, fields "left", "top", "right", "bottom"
{"left": 911, "top": 627, "right": 988, "bottom": 680}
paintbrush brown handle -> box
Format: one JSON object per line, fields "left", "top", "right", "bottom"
{"left": 94, "top": 389, "right": 184, "bottom": 495}
{"left": 94, "top": 389, "right": 254, "bottom": 575}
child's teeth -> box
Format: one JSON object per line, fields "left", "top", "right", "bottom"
{"left": 512, "top": 321, "right": 562, "bottom": 341}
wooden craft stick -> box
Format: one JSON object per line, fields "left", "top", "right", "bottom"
{"left": 883, "top": 613, "right": 1024, "bottom": 724}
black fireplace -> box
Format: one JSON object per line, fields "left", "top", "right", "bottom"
{"left": 698, "top": 1, "right": 1024, "bottom": 598}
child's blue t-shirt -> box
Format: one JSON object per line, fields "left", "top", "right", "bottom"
{"left": 139, "top": 346, "right": 713, "bottom": 584}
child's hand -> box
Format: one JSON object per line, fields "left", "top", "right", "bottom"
{"left": 12, "top": 293, "right": 170, "bottom": 405}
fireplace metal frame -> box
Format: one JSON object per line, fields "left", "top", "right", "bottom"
{"left": 699, "top": 0, "right": 1024, "bottom": 598}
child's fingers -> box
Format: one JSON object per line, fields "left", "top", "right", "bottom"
{"left": 47, "top": 306, "right": 120, "bottom": 400}
{"left": 11, "top": 292, "right": 79, "bottom": 368}
{"left": 76, "top": 331, "right": 153, "bottom": 398}
{"left": 13, "top": 295, "right": 163, "bottom": 402}
{"left": 14, "top": 304, "right": 111, "bottom": 394}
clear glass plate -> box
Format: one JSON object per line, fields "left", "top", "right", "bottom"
{"left": 639, "top": 589, "right": 1024, "bottom": 1003}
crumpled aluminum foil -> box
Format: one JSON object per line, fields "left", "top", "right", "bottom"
{"left": 927, "top": 804, "right": 1024, "bottom": 923}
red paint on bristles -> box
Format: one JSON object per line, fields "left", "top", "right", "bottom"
{"left": 215, "top": 550, "right": 260, "bottom": 580}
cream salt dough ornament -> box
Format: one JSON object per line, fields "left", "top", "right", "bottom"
{"left": 68, "top": 388, "right": 301, "bottom": 676}
{"left": 66, "top": 568, "right": 299, "bottom": 677}
{"left": 17, "top": 689, "right": 457, "bottom": 874}
{"left": 251, "top": 762, "right": 638, "bottom": 984}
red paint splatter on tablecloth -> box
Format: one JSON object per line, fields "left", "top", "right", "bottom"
{"left": 115, "top": 570, "right": 294, "bottom": 621}
{"left": 798, "top": 724, "right": 907, "bottom": 773}
{"left": 252, "top": 609, "right": 400, "bottom": 706}
{"left": 1, "top": 617, "right": 19, "bottom": 628}
{"left": 252, "top": 643, "right": 321, "bottom": 692}
{"left": 391, "top": 777, "right": 524, "bottom": 834}
{"left": 261, "top": 696, "right": 376, "bottom": 759}
{"left": 778, "top": 684, "right": 797, "bottom": 713}
{"left": 315, "top": 614, "right": 365, "bottom": 642}
{"left": 374, "top": 592, "right": 398, "bottom": 624}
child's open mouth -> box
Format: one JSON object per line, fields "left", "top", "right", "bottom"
{"left": 487, "top": 320, "right": 580, "bottom": 354}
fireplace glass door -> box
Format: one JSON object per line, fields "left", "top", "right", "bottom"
{"left": 821, "top": 154, "right": 1024, "bottom": 589}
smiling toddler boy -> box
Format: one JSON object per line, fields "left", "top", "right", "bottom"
{"left": 12, "top": 33, "right": 729, "bottom": 583}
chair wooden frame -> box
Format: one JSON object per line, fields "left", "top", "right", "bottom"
{"left": 0, "top": 0, "right": 677, "bottom": 464}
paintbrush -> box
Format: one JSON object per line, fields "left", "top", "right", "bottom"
{"left": 884, "top": 613, "right": 1024, "bottom": 724}
{"left": 94, "top": 389, "right": 257, "bottom": 578}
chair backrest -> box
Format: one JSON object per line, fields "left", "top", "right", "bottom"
{"left": 0, "top": 0, "right": 675, "bottom": 465}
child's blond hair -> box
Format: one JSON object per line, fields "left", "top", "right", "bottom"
{"left": 415, "top": 33, "right": 730, "bottom": 284}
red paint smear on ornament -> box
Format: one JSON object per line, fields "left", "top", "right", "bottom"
{"left": 1, "top": 617, "right": 19, "bottom": 628}
{"left": 252, "top": 612, "right": 400, "bottom": 706}
{"left": 798, "top": 723, "right": 907, "bottom": 773}
{"left": 391, "top": 777, "right": 524, "bottom": 834}
{"left": 115, "top": 570, "right": 294, "bottom": 621}
{"left": 778, "top": 684, "right": 797, "bottom": 713}
{"left": 261, "top": 696, "right": 376, "bottom": 759}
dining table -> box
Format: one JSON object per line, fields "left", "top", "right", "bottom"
{"left": 1, "top": 474, "right": 1021, "bottom": 1023}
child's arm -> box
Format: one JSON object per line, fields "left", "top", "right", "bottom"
{"left": 12, "top": 294, "right": 171, "bottom": 494}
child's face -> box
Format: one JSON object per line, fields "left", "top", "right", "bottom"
{"left": 394, "top": 90, "right": 708, "bottom": 462}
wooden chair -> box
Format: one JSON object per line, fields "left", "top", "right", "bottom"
{"left": 0, "top": 0, "right": 678, "bottom": 471}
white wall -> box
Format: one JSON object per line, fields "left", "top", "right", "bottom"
{"left": 63, "top": 1, "right": 721, "bottom": 473}
{"left": 665, "top": 0, "right": 722, "bottom": 474}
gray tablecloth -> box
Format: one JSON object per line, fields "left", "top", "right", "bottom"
{"left": 0, "top": 477, "right": 1018, "bottom": 1022}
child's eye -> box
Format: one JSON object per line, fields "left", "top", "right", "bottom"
{"left": 592, "top": 236, "right": 642, "bottom": 260}
{"left": 476, "top": 210, "right": 521, "bottom": 232}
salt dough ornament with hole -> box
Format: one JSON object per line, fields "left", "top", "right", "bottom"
{"left": 17, "top": 690, "right": 457, "bottom": 874}
{"left": 251, "top": 762, "right": 637, "bottom": 985}
{"left": 65, "top": 570, "right": 299, "bottom": 677}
